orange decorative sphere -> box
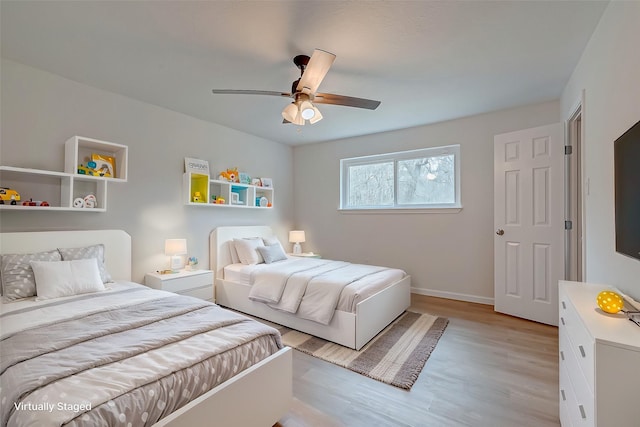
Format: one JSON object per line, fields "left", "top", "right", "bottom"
{"left": 596, "top": 290, "right": 624, "bottom": 314}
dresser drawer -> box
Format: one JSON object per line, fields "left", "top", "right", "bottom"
{"left": 145, "top": 270, "right": 214, "bottom": 301}
{"left": 560, "top": 363, "right": 595, "bottom": 427}
{"left": 559, "top": 328, "right": 594, "bottom": 426}
{"left": 160, "top": 273, "right": 211, "bottom": 293}
{"left": 559, "top": 366, "right": 575, "bottom": 427}
{"left": 559, "top": 295, "right": 595, "bottom": 391}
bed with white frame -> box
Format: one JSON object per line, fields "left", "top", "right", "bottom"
{"left": 0, "top": 229, "right": 292, "bottom": 427}
{"left": 210, "top": 226, "right": 411, "bottom": 350}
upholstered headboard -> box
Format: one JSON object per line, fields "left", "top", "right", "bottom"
{"left": 0, "top": 229, "right": 132, "bottom": 281}
{"left": 209, "top": 226, "right": 273, "bottom": 281}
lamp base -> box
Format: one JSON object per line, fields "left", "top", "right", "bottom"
{"left": 292, "top": 243, "right": 302, "bottom": 255}
{"left": 170, "top": 255, "right": 183, "bottom": 270}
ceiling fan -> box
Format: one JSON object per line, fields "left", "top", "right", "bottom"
{"left": 212, "top": 49, "right": 381, "bottom": 125}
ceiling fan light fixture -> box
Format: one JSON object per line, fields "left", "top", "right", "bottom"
{"left": 309, "top": 106, "right": 323, "bottom": 124}
{"left": 291, "top": 111, "right": 305, "bottom": 126}
{"left": 300, "top": 100, "right": 315, "bottom": 120}
{"left": 282, "top": 102, "right": 298, "bottom": 123}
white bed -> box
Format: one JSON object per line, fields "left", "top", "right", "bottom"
{"left": 210, "top": 226, "right": 411, "bottom": 350}
{"left": 0, "top": 229, "right": 292, "bottom": 427}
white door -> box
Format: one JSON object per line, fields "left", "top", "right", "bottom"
{"left": 494, "top": 123, "right": 564, "bottom": 326}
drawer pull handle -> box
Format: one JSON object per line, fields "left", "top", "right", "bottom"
{"left": 562, "top": 301, "right": 566, "bottom": 309}
{"left": 579, "top": 345, "right": 586, "bottom": 358}
{"left": 579, "top": 404, "right": 586, "bottom": 419}
{"left": 560, "top": 389, "right": 566, "bottom": 401}
{"left": 560, "top": 317, "right": 565, "bottom": 326}
{"left": 560, "top": 351, "right": 564, "bottom": 361}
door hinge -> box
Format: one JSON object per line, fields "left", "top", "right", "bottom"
{"left": 565, "top": 145, "right": 573, "bottom": 155}
{"left": 565, "top": 220, "right": 573, "bottom": 230}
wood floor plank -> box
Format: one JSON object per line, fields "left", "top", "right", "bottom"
{"left": 277, "top": 295, "right": 559, "bottom": 427}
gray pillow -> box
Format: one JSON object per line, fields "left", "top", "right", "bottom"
{"left": 1, "top": 250, "right": 62, "bottom": 302}
{"left": 257, "top": 244, "right": 288, "bottom": 264}
{"left": 58, "top": 244, "right": 112, "bottom": 283}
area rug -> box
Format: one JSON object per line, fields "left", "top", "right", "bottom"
{"left": 278, "top": 311, "right": 448, "bottom": 390}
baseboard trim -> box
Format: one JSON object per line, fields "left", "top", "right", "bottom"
{"left": 411, "top": 287, "right": 494, "bottom": 306}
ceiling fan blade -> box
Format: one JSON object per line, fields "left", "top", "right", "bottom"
{"left": 296, "top": 49, "right": 336, "bottom": 95}
{"left": 212, "top": 89, "right": 291, "bottom": 97}
{"left": 314, "top": 93, "right": 381, "bottom": 110}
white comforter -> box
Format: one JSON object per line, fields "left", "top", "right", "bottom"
{"left": 247, "top": 258, "right": 396, "bottom": 324}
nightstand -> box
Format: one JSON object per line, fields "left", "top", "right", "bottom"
{"left": 289, "top": 252, "right": 321, "bottom": 259}
{"left": 145, "top": 269, "right": 214, "bottom": 301}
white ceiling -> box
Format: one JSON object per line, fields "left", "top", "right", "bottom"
{"left": 1, "top": 1, "right": 608, "bottom": 146}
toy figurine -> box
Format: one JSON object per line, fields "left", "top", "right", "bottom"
{"left": 218, "top": 168, "right": 240, "bottom": 183}
{"left": 83, "top": 194, "right": 97, "bottom": 208}
{"left": 193, "top": 191, "right": 202, "bottom": 202}
{"left": 0, "top": 187, "right": 20, "bottom": 205}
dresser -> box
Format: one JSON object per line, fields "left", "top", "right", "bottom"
{"left": 558, "top": 280, "right": 640, "bottom": 426}
{"left": 145, "top": 269, "right": 214, "bottom": 301}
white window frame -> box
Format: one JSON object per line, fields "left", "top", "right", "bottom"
{"left": 339, "top": 145, "right": 462, "bottom": 213}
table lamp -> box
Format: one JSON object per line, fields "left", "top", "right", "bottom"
{"left": 289, "top": 230, "right": 305, "bottom": 255}
{"left": 165, "top": 238, "right": 187, "bottom": 271}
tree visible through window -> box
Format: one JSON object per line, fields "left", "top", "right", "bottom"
{"left": 340, "top": 145, "right": 460, "bottom": 210}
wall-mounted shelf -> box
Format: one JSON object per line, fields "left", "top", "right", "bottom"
{"left": 183, "top": 175, "right": 273, "bottom": 209}
{"left": 0, "top": 166, "right": 106, "bottom": 211}
{"left": 1, "top": 136, "right": 127, "bottom": 212}
{"left": 65, "top": 136, "right": 128, "bottom": 181}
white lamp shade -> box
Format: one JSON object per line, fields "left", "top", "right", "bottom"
{"left": 165, "top": 239, "right": 187, "bottom": 256}
{"left": 289, "top": 230, "right": 306, "bottom": 243}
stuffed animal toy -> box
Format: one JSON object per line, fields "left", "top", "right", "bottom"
{"left": 218, "top": 168, "right": 240, "bottom": 182}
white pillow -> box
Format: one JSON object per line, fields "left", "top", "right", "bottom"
{"left": 233, "top": 238, "right": 265, "bottom": 265}
{"left": 57, "top": 244, "right": 112, "bottom": 283}
{"left": 229, "top": 242, "right": 240, "bottom": 264}
{"left": 257, "top": 244, "right": 288, "bottom": 264}
{"left": 262, "top": 235, "right": 287, "bottom": 255}
{"left": 262, "top": 235, "right": 280, "bottom": 246}
{"left": 30, "top": 258, "right": 105, "bottom": 300}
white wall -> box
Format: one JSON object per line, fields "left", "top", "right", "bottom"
{"left": 293, "top": 101, "right": 559, "bottom": 303}
{"left": 561, "top": 1, "right": 640, "bottom": 301}
{"left": 0, "top": 59, "right": 294, "bottom": 283}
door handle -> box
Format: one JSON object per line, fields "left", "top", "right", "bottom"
{"left": 496, "top": 229, "right": 505, "bottom": 236}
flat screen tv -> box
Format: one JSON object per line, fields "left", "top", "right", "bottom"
{"left": 614, "top": 119, "right": 640, "bottom": 260}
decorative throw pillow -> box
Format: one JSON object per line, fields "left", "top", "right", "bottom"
{"left": 262, "top": 235, "right": 280, "bottom": 246}
{"left": 1, "top": 250, "right": 62, "bottom": 302}
{"left": 262, "top": 235, "right": 287, "bottom": 255}
{"left": 31, "top": 258, "right": 105, "bottom": 300}
{"left": 233, "top": 238, "right": 265, "bottom": 265}
{"left": 229, "top": 237, "right": 262, "bottom": 264}
{"left": 257, "top": 244, "right": 288, "bottom": 264}
{"left": 58, "top": 244, "right": 112, "bottom": 283}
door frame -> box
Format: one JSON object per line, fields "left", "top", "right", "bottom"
{"left": 565, "top": 92, "right": 586, "bottom": 282}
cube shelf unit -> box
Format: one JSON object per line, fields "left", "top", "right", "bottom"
{"left": 65, "top": 136, "right": 128, "bottom": 181}
{"left": 184, "top": 174, "right": 273, "bottom": 209}
{"left": 0, "top": 136, "right": 127, "bottom": 212}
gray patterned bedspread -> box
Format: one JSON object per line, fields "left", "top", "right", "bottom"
{"left": 0, "top": 285, "right": 283, "bottom": 426}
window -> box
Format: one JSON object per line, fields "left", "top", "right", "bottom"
{"left": 340, "top": 145, "right": 461, "bottom": 211}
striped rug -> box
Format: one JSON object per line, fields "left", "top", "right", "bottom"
{"left": 279, "top": 311, "right": 448, "bottom": 390}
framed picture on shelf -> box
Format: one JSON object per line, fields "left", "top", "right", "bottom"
{"left": 239, "top": 172, "right": 251, "bottom": 184}
{"left": 261, "top": 178, "right": 273, "bottom": 188}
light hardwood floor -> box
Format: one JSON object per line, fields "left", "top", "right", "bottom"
{"left": 277, "top": 294, "right": 559, "bottom": 427}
